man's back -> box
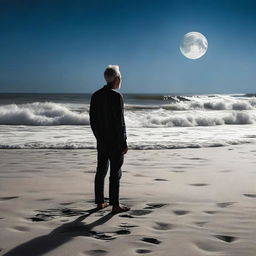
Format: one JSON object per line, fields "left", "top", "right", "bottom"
{"left": 91, "top": 65, "right": 130, "bottom": 213}
{"left": 89, "top": 84, "right": 127, "bottom": 152}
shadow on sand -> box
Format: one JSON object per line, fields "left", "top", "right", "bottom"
{"left": 3, "top": 207, "right": 114, "bottom": 256}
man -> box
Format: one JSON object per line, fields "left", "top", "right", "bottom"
{"left": 89, "top": 65, "right": 130, "bottom": 214}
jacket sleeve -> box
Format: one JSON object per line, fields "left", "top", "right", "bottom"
{"left": 113, "top": 93, "right": 128, "bottom": 150}
{"left": 89, "top": 94, "right": 99, "bottom": 140}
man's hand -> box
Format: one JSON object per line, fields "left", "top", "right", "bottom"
{"left": 122, "top": 146, "right": 128, "bottom": 155}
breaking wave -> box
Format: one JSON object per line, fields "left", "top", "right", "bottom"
{"left": 0, "top": 102, "right": 89, "bottom": 125}
{"left": 0, "top": 95, "right": 256, "bottom": 127}
{"left": 139, "top": 111, "right": 255, "bottom": 127}
{"left": 126, "top": 96, "right": 256, "bottom": 111}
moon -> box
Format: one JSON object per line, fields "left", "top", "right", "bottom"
{"left": 180, "top": 32, "right": 208, "bottom": 59}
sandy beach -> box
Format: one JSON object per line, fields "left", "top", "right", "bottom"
{"left": 0, "top": 144, "right": 256, "bottom": 256}
{"left": 1, "top": 0, "right": 256, "bottom": 255}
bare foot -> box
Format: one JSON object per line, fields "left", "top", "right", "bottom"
{"left": 111, "top": 204, "right": 130, "bottom": 214}
{"left": 96, "top": 202, "right": 109, "bottom": 210}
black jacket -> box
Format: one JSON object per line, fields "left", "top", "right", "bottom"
{"left": 89, "top": 84, "right": 128, "bottom": 151}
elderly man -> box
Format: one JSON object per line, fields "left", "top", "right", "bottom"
{"left": 89, "top": 65, "right": 130, "bottom": 214}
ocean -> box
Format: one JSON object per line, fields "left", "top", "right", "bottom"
{"left": 0, "top": 92, "right": 256, "bottom": 149}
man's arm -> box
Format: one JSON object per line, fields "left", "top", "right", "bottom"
{"left": 89, "top": 94, "right": 99, "bottom": 140}
{"left": 113, "top": 93, "right": 128, "bottom": 151}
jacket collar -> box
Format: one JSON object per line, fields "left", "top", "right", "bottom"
{"left": 103, "top": 84, "right": 113, "bottom": 90}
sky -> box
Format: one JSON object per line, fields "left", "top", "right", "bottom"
{"left": 0, "top": 0, "right": 256, "bottom": 94}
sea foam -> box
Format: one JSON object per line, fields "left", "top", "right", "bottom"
{"left": 139, "top": 111, "right": 255, "bottom": 127}
{"left": 0, "top": 102, "right": 89, "bottom": 125}
{"left": 0, "top": 96, "right": 256, "bottom": 127}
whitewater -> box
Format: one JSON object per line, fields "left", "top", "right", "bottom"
{"left": 0, "top": 93, "right": 255, "bottom": 149}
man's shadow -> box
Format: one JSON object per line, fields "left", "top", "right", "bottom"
{"left": 3, "top": 208, "right": 114, "bottom": 256}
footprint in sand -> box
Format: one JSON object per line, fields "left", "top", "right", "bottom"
{"left": 173, "top": 210, "right": 190, "bottom": 215}
{"left": 119, "top": 223, "right": 138, "bottom": 228}
{"left": 37, "top": 198, "right": 52, "bottom": 201}
{"left": 29, "top": 214, "right": 54, "bottom": 222}
{"left": 134, "top": 174, "right": 147, "bottom": 177}
{"left": 204, "top": 210, "right": 217, "bottom": 214}
{"left": 29, "top": 207, "right": 92, "bottom": 221}
{"left": 11, "top": 226, "right": 30, "bottom": 232}
{"left": 186, "top": 157, "right": 207, "bottom": 161}
{"left": 85, "top": 249, "right": 108, "bottom": 256}
{"left": 214, "top": 234, "right": 237, "bottom": 243}
{"left": 115, "top": 229, "right": 131, "bottom": 235}
{"left": 130, "top": 209, "right": 152, "bottom": 216}
{"left": 144, "top": 203, "right": 167, "bottom": 209}
{"left": 243, "top": 193, "right": 256, "bottom": 198}
{"left": 0, "top": 196, "right": 19, "bottom": 201}
{"left": 189, "top": 183, "right": 209, "bottom": 186}
{"left": 141, "top": 237, "right": 162, "bottom": 245}
{"left": 119, "top": 209, "right": 152, "bottom": 218}
{"left": 136, "top": 249, "right": 152, "bottom": 254}
{"left": 59, "top": 202, "right": 74, "bottom": 206}
{"left": 216, "top": 202, "right": 236, "bottom": 208}
{"left": 194, "top": 221, "right": 208, "bottom": 227}
{"left": 153, "top": 222, "right": 174, "bottom": 230}
{"left": 89, "top": 231, "right": 116, "bottom": 241}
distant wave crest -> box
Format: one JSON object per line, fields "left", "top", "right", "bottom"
{"left": 124, "top": 96, "right": 256, "bottom": 127}
{"left": 127, "top": 96, "right": 256, "bottom": 111}
{"left": 0, "top": 102, "right": 89, "bottom": 125}
{"left": 140, "top": 111, "right": 255, "bottom": 127}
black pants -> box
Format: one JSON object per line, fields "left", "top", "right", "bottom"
{"left": 95, "top": 141, "right": 124, "bottom": 206}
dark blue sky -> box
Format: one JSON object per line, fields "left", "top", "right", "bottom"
{"left": 0, "top": 0, "right": 256, "bottom": 94}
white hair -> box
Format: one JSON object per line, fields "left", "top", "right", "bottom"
{"left": 104, "top": 65, "right": 121, "bottom": 83}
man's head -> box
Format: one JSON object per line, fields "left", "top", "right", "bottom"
{"left": 104, "top": 65, "right": 122, "bottom": 90}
